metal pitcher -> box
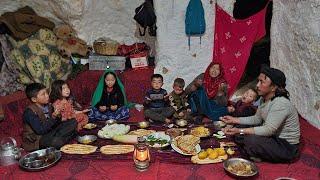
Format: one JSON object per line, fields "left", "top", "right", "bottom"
{"left": 0, "top": 137, "right": 23, "bottom": 166}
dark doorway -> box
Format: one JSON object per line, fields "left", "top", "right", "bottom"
{"left": 233, "top": 0, "right": 272, "bottom": 88}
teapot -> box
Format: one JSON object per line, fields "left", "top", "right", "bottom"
{"left": 0, "top": 137, "right": 23, "bottom": 166}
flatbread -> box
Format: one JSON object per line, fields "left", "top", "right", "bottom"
{"left": 60, "top": 144, "right": 97, "bottom": 154}
{"left": 127, "top": 129, "right": 156, "bottom": 137}
{"left": 100, "top": 145, "right": 134, "bottom": 155}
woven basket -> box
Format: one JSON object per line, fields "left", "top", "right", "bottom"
{"left": 93, "top": 38, "right": 119, "bottom": 55}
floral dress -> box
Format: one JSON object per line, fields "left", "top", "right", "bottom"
{"left": 53, "top": 99, "right": 88, "bottom": 131}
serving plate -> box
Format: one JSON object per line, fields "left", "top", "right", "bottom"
{"left": 145, "top": 132, "right": 171, "bottom": 148}
{"left": 98, "top": 124, "right": 130, "bottom": 139}
{"left": 188, "top": 126, "right": 213, "bottom": 139}
{"left": 19, "top": 147, "right": 61, "bottom": 171}
{"left": 171, "top": 141, "right": 201, "bottom": 156}
{"left": 223, "top": 158, "right": 258, "bottom": 178}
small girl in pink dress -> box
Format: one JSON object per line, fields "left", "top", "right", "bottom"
{"left": 50, "top": 80, "right": 89, "bottom": 131}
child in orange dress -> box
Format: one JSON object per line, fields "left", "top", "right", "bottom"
{"left": 50, "top": 80, "right": 89, "bottom": 131}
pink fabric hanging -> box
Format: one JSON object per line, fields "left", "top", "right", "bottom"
{"left": 213, "top": 4, "right": 268, "bottom": 95}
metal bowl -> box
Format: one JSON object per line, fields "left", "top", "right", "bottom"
{"left": 138, "top": 121, "right": 150, "bottom": 129}
{"left": 105, "top": 119, "right": 117, "bottom": 125}
{"left": 175, "top": 119, "right": 188, "bottom": 127}
{"left": 188, "top": 126, "right": 213, "bottom": 139}
{"left": 213, "top": 121, "right": 226, "bottom": 130}
{"left": 83, "top": 123, "right": 97, "bottom": 130}
{"left": 77, "top": 135, "right": 97, "bottom": 144}
{"left": 223, "top": 158, "right": 258, "bottom": 178}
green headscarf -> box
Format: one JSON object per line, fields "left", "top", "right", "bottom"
{"left": 91, "top": 68, "right": 133, "bottom": 108}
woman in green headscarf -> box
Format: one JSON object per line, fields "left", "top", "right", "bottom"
{"left": 88, "top": 69, "right": 130, "bottom": 121}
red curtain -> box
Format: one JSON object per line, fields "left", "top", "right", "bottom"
{"left": 213, "top": 4, "right": 268, "bottom": 95}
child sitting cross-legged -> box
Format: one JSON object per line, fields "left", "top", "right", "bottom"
{"left": 144, "top": 74, "right": 175, "bottom": 124}
{"left": 168, "top": 78, "right": 193, "bottom": 122}
{"left": 22, "top": 83, "right": 77, "bottom": 152}
{"left": 89, "top": 69, "right": 130, "bottom": 121}
{"left": 228, "top": 88, "right": 258, "bottom": 117}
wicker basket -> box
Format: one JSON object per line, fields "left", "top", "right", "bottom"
{"left": 93, "top": 38, "right": 119, "bottom": 55}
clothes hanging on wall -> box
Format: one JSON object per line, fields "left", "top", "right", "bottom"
{"left": 212, "top": 3, "right": 268, "bottom": 95}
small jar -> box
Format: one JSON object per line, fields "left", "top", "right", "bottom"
{"left": 133, "top": 137, "right": 150, "bottom": 171}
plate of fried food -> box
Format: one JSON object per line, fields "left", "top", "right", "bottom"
{"left": 83, "top": 123, "right": 97, "bottom": 130}
{"left": 189, "top": 126, "right": 212, "bottom": 138}
{"left": 223, "top": 158, "right": 258, "bottom": 178}
{"left": 97, "top": 124, "right": 130, "bottom": 139}
{"left": 171, "top": 135, "right": 201, "bottom": 155}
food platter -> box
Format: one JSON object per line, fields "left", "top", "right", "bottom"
{"left": 171, "top": 142, "right": 201, "bottom": 156}
{"left": 191, "top": 154, "right": 228, "bottom": 164}
{"left": 223, "top": 158, "right": 258, "bottom": 178}
{"left": 171, "top": 135, "right": 201, "bottom": 156}
{"left": 145, "top": 132, "right": 171, "bottom": 148}
{"left": 98, "top": 124, "right": 130, "bottom": 139}
{"left": 188, "top": 126, "right": 213, "bottom": 138}
{"left": 19, "top": 147, "right": 61, "bottom": 171}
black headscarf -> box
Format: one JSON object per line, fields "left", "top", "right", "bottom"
{"left": 261, "top": 66, "right": 286, "bottom": 88}
{"left": 260, "top": 66, "right": 289, "bottom": 99}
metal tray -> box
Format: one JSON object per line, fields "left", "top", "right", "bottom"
{"left": 19, "top": 148, "right": 61, "bottom": 171}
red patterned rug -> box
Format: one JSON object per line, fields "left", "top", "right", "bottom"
{"left": 0, "top": 68, "right": 319, "bottom": 179}
{"left": 0, "top": 113, "right": 319, "bottom": 180}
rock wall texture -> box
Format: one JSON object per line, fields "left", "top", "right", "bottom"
{"left": 0, "top": 0, "right": 154, "bottom": 45}
{"left": 1, "top": 0, "right": 319, "bottom": 128}
{"left": 271, "top": 0, "right": 320, "bottom": 128}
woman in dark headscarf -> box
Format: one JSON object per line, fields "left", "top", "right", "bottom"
{"left": 185, "top": 62, "right": 229, "bottom": 121}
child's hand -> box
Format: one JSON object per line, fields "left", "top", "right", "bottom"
{"left": 82, "top": 109, "right": 90, "bottom": 113}
{"left": 99, "top": 106, "right": 107, "bottom": 112}
{"left": 187, "top": 108, "right": 192, "bottom": 112}
{"left": 164, "top": 118, "right": 172, "bottom": 124}
{"left": 52, "top": 108, "right": 61, "bottom": 117}
{"left": 75, "top": 109, "right": 90, "bottom": 114}
{"left": 164, "top": 94, "right": 169, "bottom": 100}
{"left": 110, "top": 105, "right": 118, "bottom": 111}
{"left": 145, "top": 97, "right": 152, "bottom": 103}
{"left": 227, "top": 106, "right": 235, "bottom": 113}
{"left": 178, "top": 111, "right": 184, "bottom": 117}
